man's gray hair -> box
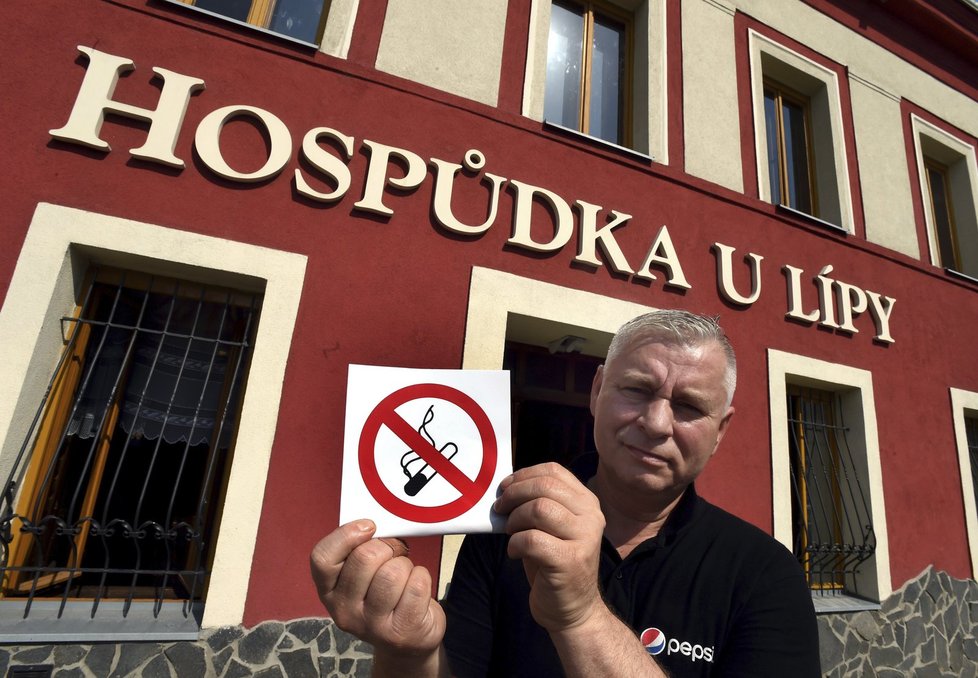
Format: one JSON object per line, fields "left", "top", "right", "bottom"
{"left": 606, "top": 309, "right": 737, "bottom": 406}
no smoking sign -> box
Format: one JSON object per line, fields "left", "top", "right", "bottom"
{"left": 340, "top": 365, "right": 513, "bottom": 537}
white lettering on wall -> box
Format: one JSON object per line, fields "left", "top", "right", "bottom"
{"left": 713, "top": 243, "right": 763, "bottom": 306}
{"left": 48, "top": 46, "right": 898, "bottom": 343}
{"left": 49, "top": 45, "right": 205, "bottom": 168}
{"left": 194, "top": 105, "right": 293, "bottom": 182}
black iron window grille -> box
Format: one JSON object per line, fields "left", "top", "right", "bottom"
{"left": 787, "top": 386, "right": 876, "bottom": 597}
{"left": 0, "top": 268, "right": 261, "bottom": 621}
{"left": 967, "top": 416, "right": 978, "bottom": 508}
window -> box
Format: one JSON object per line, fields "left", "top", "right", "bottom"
{"left": 924, "top": 159, "right": 960, "bottom": 270}
{"left": 748, "top": 30, "right": 855, "bottom": 232}
{"left": 544, "top": 0, "right": 633, "bottom": 146}
{"left": 504, "top": 341, "right": 601, "bottom": 470}
{"left": 175, "top": 0, "right": 331, "bottom": 43}
{"left": 0, "top": 269, "right": 260, "bottom": 614}
{"left": 951, "top": 388, "right": 978, "bottom": 580}
{"left": 768, "top": 350, "right": 891, "bottom": 611}
{"left": 967, "top": 416, "right": 978, "bottom": 503}
{"left": 786, "top": 386, "right": 875, "bottom": 595}
{"left": 0, "top": 204, "right": 305, "bottom": 637}
{"left": 911, "top": 115, "right": 978, "bottom": 279}
{"left": 764, "top": 81, "right": 815, "bottom": 215}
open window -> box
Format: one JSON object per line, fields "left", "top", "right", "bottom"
{"left": 910, "top": 115, "right": 978, "bottom": 280}
{"left": 748, "top": 30, "right": 854, "bottom": 232}
{"left": 769, "top": 350, "right": 891, "bottom": 612}
{"left": 1, "top": 269, "right": 260, "bottom": 612}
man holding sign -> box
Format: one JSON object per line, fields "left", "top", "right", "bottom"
{"left": 311, "top": 310, "right": 820, "bottom": 676}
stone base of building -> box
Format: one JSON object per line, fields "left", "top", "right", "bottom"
{"left": 2, "top": 566, "right": 976, "bottom": 676}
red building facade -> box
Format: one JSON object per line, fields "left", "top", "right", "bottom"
{"left": 1, "top": 0, "right": 977, "bottom": 674}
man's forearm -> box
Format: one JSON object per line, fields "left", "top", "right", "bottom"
{"left": 548, "top": 603, "right": 670, "bottom": 678}
{"left": 371, "top": 644, "right": 452, "bottom": 678}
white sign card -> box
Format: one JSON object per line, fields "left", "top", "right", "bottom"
{"left": 340, "top": 364, "right": 513, "bottom": 538}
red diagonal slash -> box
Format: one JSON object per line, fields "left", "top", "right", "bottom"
{"left": 382, "top": 409, "right": 476, "bottom": 497}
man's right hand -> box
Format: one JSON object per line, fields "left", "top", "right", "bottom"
{"left": 310, "top": 520, "right": 447, "bottom": 669}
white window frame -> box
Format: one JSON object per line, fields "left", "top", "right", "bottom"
{"left": 523, "top": 0, "right": 666, "bottom": 161}
{"left": 951, "top": 387, "right": 978, "bottom": 580}
{"left": 768, "top": 349, "right": 891, "bottom": 610}
{"left": 0, "top": 203, "right": 306, "bottom": 635}
{"left": 438, "top": 266, "right": 651, "bottom": 596}
{"left": 748, "top": 29, "right": 855, "bottom": 233}
{"left": 910, "top": 115, "right": 978, "bottom": 280}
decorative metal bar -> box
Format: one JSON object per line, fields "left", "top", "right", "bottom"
{"left": 787, "top": 388, "right": 875, "bottom": 597}
{"left": 0, "top": 270, "right": 261, "bottom": 622}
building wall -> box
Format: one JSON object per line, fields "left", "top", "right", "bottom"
{"left": 1, "top": 0, "right": 977, "bottom": 671}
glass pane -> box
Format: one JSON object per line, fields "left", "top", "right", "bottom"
{"left": 763, "top": 90, "right": 782, "bottom": 206}
{"left": 268, "top": 0, "right": 325, "bottom": 42}
{"left": 194, "top": 0, "right": 252, "bottom": 22}
{"left": 927, "top": 166, "right": 958, "bottom": 269}
{"left": 588, "top": 15, "right": 624, "bottom": 144}
{"left": 782, "top": 99, "right": 812, "bottom": 214}
{"left": 545, "top": 2, "right": 585, "bottom": 130}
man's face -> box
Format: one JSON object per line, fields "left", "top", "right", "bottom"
{"left": 589, "top": 336, "right": 734, "bottom": 498}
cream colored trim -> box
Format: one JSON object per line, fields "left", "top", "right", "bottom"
{"left": 767, "top": 349, "right": 892, "bottom": 602}
{"left": 950, "top": 388, "right": 978, "bottom": 580}
{"left": 319, "top": 0, "right": 360, "bottom": 59}
{"left": 0, "top": 203, "right": 307, "bottom": 629}
{"left": 910, "top": 114, "right": 978, "bottom": 272}
{"left": 748, "top": 29, "right": 855, "bottom": 233}
{"left": 438, "top": 266, "right": 652, "bottom": 596}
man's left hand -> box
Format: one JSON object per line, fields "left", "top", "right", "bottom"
{"left": 493, "top": 462, "right": 607, "bottom": 633}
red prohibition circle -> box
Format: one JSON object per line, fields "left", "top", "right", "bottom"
{"left": 358, "top": 383, "right": 498, "bottom": 523}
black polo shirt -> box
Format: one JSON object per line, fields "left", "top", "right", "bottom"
{"left": 442, "top": 463, "right": 820, "bottom": 677}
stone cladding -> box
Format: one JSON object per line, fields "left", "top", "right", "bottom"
{"left": 1, "top": 566, "right": 976, "bottom": 676}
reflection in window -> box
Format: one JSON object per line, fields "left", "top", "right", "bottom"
{"left": 183, "top": 0, "right": 330, "bottom": 44}
{"left": 544, "top": 0, "right": 630, "bottom": 146}
{"left": 764, "top": 82, "right": 815, "bottom": 215}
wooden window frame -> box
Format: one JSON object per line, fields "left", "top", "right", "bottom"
{"left": 764, "top": 79, "right": 818, "bottom": 216}
{"left": 549, "top": 0, "right": 634, "bottom": 146}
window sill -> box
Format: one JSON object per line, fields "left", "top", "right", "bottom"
{"left": 158, "top": 0, "right": 321, "bottom": 49}
{"left": 0, "top": 600, "right": 203, "bottom": 642}
{"left": 811, "top": 591, "right": 880, "bottom": 614}
{"left": 946, "top": 268, "right": 978, "bottom": 286}
{"left": 775, "top": 204, "right": 850, "bottom": 235}
{"left": 542, "top": 121, "right": 655, "bottom": 164}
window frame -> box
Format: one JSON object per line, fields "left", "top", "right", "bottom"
{"left": 2, "top": 269, "right": 260, "bottom": 608}
{"left": 748, "top": 29, "right": 855, "bottom": 233}
{"left": 525, "top": 0, "right": 664, "bottom": 160}
{"left": 768, "top": 349, "right": 891, "bottom": 612}
{"left": 910, "top": 114, "right": 978, "bottom": 280}
{"left": 786, "top": 385, "right": 876, "bottom": 596}
{"left": 544, "top": 0, "right": 634, "bottom": 147}
{"left": 763, "top": 79, "right": 818, "bottom": 216}
{"left": 951, "top": 388, "right": 978, "bottom": 580}
{"left": 0, "top": 204, "right": 306, "bottom": 639}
